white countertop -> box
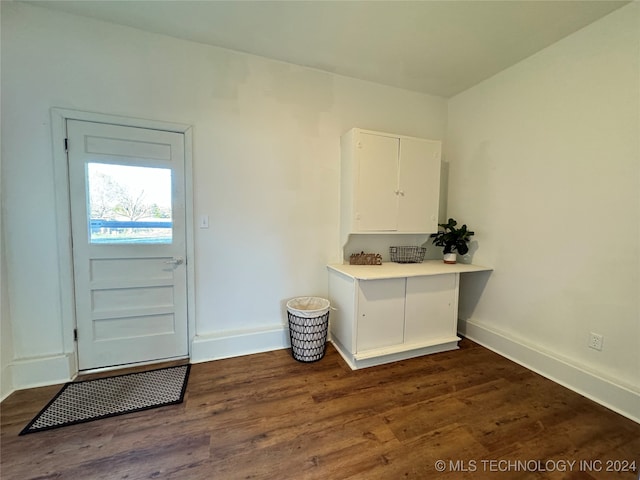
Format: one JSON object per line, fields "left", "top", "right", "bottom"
{"left": 327, "top": 260, "right": 492, "bottom": 280}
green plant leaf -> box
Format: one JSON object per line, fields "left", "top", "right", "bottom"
{"left": 456, "top": 239, "right": 469, "bottom": 255}
{"left": 432, "top": 218, "right": 475, "bottom": 255}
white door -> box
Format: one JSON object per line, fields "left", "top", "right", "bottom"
{"left": 67, "top": 120, "right": 188, "bottom": 370}
{"left": 356, "top": 133, "right": 399, "bottom": 231}
{"left": 356, "top": 278, "right": 405, "bottom": 352}
{"left": 404, "top": 274, "right": 458, "bottom": 344}
{"left": 397, "top": 137, "right": 441, "bottom": 233}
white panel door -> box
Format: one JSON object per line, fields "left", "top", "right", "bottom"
{"left": 404, "top": 274, "right": 458, "bottom": 344}
{"left": 356, "top": 278, "right": 405, "bottom": 352}
{"left": 397, "top": 137, "right": 441, "bottom": 232}
{"left": 67, "top": 120, "right": 188, "bottom": 370}
{"left": 356, "top": 133, "right": 399, "bottom": 231}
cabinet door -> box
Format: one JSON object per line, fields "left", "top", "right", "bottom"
{"left": 404, "top": 274, "right": 458, "bottom": 344}
{"left": 397, "top": 137, "right": 441, "bottom": 232}
{"left": 356, "top": 278, "right": 405, "bottom": 352}
{"left": 356, "top": 133, "right": 399, "bottom": 231}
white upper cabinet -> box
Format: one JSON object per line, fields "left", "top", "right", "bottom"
{"left": 340, "top": 128, "right": 441, "bottom": 244}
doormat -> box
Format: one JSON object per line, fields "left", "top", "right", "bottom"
{"left": 20, "top": 364, "right": 190, "bottom": 435}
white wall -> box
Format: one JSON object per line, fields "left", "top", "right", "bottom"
{"left": 0, "top": 1, "right": 14, "bottom": 397}
{"left": 447, "top": 3, "right": 639, "bottom": 420}
{"left": 1, "top": 156, "right": 15, "bottom": 401}
{"left": 0, "top": 2, "right": 446, "bottom": 388}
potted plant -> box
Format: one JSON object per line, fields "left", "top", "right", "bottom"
{"left": 430, "top": 218, "right": 474, "bottom": 264}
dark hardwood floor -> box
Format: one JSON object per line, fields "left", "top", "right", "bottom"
{"left": 1, "top": 339, "right": 638, "bottom": 479}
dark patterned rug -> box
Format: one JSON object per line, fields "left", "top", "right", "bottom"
{"left": 20, "top": 364, "right": 190, "bottom": 435}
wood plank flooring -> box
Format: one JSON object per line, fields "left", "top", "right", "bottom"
{"left": 1, "top": 339, "right": 639, "bottom": 479}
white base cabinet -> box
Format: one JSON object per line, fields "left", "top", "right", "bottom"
{"left": 327, "top": 261, "right": 491, "bottom": 369}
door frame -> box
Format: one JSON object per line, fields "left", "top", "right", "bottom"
{"left": 51, "top": 108, "right": 196, "bottom": 376}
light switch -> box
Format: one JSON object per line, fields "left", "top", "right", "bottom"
{"left": 199, "top": 215, "right": 209, "bottom": 229}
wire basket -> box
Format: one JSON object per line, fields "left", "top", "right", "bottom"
{"left": 390, "top": 246, "right": 426, "bottom": 263}
{"left": 286, "top": 297, "right": 330, "bottom": 363}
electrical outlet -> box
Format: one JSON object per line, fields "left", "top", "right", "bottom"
{"left": 588, "top": 332, "right": 603, "bottom": 351}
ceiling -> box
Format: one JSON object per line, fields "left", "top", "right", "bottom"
{"left": 25, "top": 0, "right": 629, "bottom": 97}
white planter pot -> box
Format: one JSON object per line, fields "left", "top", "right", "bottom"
{"left": 443, "top": 253, "right": 457, "bottom": 264}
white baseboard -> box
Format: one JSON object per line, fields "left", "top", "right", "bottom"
{"left": 2, "top": 327, "right": 290, "bottom": 397}
{"left": 460, "top": 319, "right": 640, "bottom": 424}
{"left": 191, "top": 325, "right": 290, "bottom": 363}
{"left": 330, "top": 337, "right": 459, "bottom": 370}
{"left": 9, "top": 352, "right": 76, "bottom": 394}
{"left": 1, "top": 365, "right": 13, "bottom": 402}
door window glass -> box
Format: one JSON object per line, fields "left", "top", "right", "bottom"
{"left": 87, "top": 163, "right": 172, "bottom": 244}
